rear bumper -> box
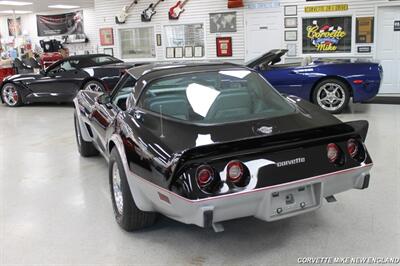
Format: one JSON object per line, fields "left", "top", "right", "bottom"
{"left": 352, "top": 81, "right": 381, "bottom": 103}
{"left": 127, "top": 164, "right": 373, "bottom": 228}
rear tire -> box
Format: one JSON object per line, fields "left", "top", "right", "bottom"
{"left": 312, "top": 79, "right": 350, "bottom": 114}
{"left": 83, "top": 80, "right": 105, "bottom": 92}
{"left": 109, "top": 148, "right": 157, "bottom": 231}
{"left": 74, "top": 112, "right": 99, "bottom": 157}
{"left": 1, "top": 83, "right": 22, "bottom": 107}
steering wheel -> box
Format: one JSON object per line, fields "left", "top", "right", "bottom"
{"left": 58, "top": 67, "right": 67, "bottom": 72}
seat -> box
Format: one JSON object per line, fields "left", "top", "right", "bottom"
{"left": 146, "top": 95, "right": 189, "bottom": 120}
{"left": 205, "top": 90, "right": 252, "bottom": 121}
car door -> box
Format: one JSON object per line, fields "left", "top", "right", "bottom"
{"left": 89, "top": 75, "right": 136, "bottom": 152}
{"left": 261, "top": 66, "right": 306, "bottom": 96}
{"left": 25, "top": 59, "right": 89, "bottom": 101}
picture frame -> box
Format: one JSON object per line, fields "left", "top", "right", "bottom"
{"left": 174, "top": 47, "right": 183, "bottom": 58}
{"left": 103, "top": 48, "right": 114, "bottom": 56}
{"left": 166, "top": 47, "right": 175, "bottom": 58}
{"left": 287, "top": 44, "right": 297, "bottom": 57}
{"left": 216, "top": 37, "right": 233, "bottom": 57}
{"left": 356, "top": 17, "right": 374, "bottom": 43}
{"left": 285, "top": 17, "right": 298, "bottom": 28}
{"left": 184, "top": 46, "right": 193, "bottom": 58}
{"left": 156, "top": 34, "right": 162, "bottom": 46}
{"left": 194, "top": 46, "right": 204, "bottom": 57}
{"left": 284, "top": 5, "right": 297, "bottom": 16}
{"left": 285, "top": 30, "right": 298, "bottom": 41}
{"left": 209, "top": 12, "right": 237, "bottom": 33}
{"left": 99, "top": 28, "right": 114, "bottom": 46}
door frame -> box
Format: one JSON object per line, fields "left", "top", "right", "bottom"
{"left": 374, "top": 3, "right": 400, "bottom": 60}
{"left": 374, "top": 3, "right": 400, "bottom": 95}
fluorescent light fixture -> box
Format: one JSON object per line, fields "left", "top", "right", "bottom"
{"left": 0, "top": 9, "right": 32, "bottom": 14}
{"left": 0, "top": 1, "right": 32, "bottom": 6}
{"left": 48, "top": 4, "right": 80, "bottom": 9}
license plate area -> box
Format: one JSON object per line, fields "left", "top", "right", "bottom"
{"left": 269, "top": 183, "right": 322, "bottom": 218}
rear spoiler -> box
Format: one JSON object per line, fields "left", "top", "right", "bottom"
{"left": 170, "top": 120, "right": 369, "bottom": 180}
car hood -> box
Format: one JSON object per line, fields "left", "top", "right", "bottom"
{"left": 131, "top": 98, "right": 344, "bottom": 156}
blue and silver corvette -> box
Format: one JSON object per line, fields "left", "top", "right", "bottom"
{"left": 247, "top": 49, "right": 383, "bottom": 114}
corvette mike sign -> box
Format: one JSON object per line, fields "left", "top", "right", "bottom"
{"left": 303, "top": 17, "right": 352, "bottom": 53}
{"left": 37, "top": 11, "right": 84, "bottom": 37}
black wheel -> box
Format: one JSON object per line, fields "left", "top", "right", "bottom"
{"left": 1, "top": 83, "right": 22, "bottom": 107}
{"left": 83, "top": 80, "right": 105, "bottom": 92}
{"left": 74, "top": 113, "right": 99, "bottom": 157}
{"left": 312, "top": 79, "right": 350, "bottom": 114}
{"left": 109, "top": 148, "right": 157, "bottom": 231}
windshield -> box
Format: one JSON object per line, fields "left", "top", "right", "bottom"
{"left": 139, "top": 70, "right": 295, "bottom": 124}
{"left": 78, "top": 55, "right": 122, "bottom": 68}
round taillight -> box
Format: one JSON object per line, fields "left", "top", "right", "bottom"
{"left": 327, "top": 143, "right": 340, "bottom": 163}
{"left": 347, "top": 139, "right": 359, "bottom": 158}
{"left": 196, "top": 166, "right": 213, "bottom": 188}
{"left": 227, "top": 161, "right": 244, "bottom": 183}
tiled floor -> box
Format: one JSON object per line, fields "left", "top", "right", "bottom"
{"left": 0, "top": 102, "right": 399, "bottom": 265}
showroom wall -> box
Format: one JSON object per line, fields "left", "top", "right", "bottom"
{"left": 0, "top": 8, "right": 98, "bottom": 55}
{"left": 95, "top": 0, "right": 246, "bottom": 62}
{"left": 94, "top": 0, "right": 396, "bottom": 63}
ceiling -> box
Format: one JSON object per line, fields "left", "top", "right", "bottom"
{"left": 0, "top": 0, "right": 94, "bottom": 13}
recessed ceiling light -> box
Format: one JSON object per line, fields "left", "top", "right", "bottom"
{"left": 0, "top": 9, "right": 32, "bottom": 14}
{"left": 0, "top": 1, "right": 32, "bottom": 6}
{"left": 48, "top": 4, "right": 80, "bottom": 9}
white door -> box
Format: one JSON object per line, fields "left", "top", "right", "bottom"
{"left": 245, "top": 9, "right": 283, "bottom": 62}
{"left": 376, "top": 6, "right": 400, "bottom": 94}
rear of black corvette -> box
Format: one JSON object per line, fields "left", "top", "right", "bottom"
{"left": 74, "top": 64, "right": 373, "bottom": 232}
{"left": 123, "top": 118, "right": 372, "bottom": 232}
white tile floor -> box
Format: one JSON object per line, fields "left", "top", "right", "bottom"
{"left": 0, "top": 102, "right": 399, "bottom": 265}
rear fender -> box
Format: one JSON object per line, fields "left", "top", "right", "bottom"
{"left": 109, "top": 134, "right": 155, "bottom": 212}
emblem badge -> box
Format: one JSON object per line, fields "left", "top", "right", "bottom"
{"left": 257, "top": 126, "right": 273, "bottom": 135}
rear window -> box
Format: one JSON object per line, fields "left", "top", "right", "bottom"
{"left": 139, "top": 70, "right": 295, "bottom": 124}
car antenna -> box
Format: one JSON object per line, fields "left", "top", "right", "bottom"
{"left": 160, "top": 105, "right": 165, "bottom": 138}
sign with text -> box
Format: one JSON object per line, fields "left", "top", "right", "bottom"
{"left": 305, "top": 4, "right": 348, "bottom": 13}
{"left": 303, "top": 17, "right": 352, "bottom": 53}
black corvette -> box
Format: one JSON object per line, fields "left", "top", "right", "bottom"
{"left": 73, "top": 63, "right": 373, "bottom": 232}
{"left": 1, "top": 54, "right": 141, "bottom": 107}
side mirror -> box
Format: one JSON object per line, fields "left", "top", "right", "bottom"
{"left": 96, "top": 93, "right": 111, "bottom": 105}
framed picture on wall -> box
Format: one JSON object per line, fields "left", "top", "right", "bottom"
{"left": 285, "top": 17, "right": 298, "bottom": 28}
{"left": 166, "top": 47, "right": 175, "bottom": 58}
{"left": 216, "top": 37, "right": 233, "bottom": 57}
{"left": 285, "top": 30, "right": 298, "bottom": 41}
{"left": 156, "top": 34, "right": 162, "bottom": 46}
{"left": 284, "top": 5, "right": 297, "bottom": 16}
{"left": 103, "top": 48, "right": 114, "bottom": 56}
{"left": 184, "top": 46, "right": 193, "bottom": 58}
{"left": 174, "top": 47, "right": 183, "bottom": 58}
{"left": 209, "top": 12, "right": 237, "bottom": 33}
{"left": 287, "top": 44, "right": 297, "bottom": 57}
{"left": 356, "top": 17, "right": 374, "bottom": 43}
{"left": 194, "top": 46, "right": 203, "bottom": 57}
{"left": 99, "top": 28, "right": 114, "bottom": 46}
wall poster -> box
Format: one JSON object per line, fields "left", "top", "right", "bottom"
{"left": 303, "top": 17, "right": 352, "bottom": 53}
{"left": 216, "top": 37, "right": 232, "bottom": 57}
{"left": 356, "top": 17, "right": 374, "bottom": 43}
{"left": 209, "top": 12, "right": 237, "bottom": 33}
{"left": 99, "top": 28, "right": 114, "bottom": 46}
{"left": 7, "top": 17, "right": 21, "bottom": 37}
{"left": 37, "top": 10, "right": 84, "bottom": 37}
